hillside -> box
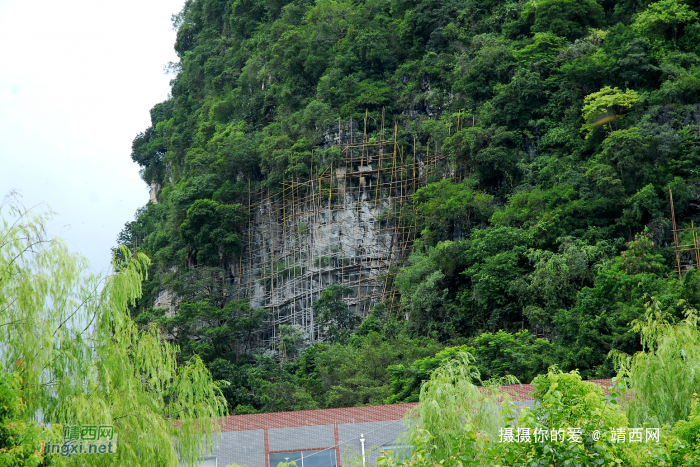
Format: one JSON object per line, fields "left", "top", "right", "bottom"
{"left": 119, "top": 0, "right": 700, "bottom": 413}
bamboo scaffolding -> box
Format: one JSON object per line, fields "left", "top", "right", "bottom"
{"left": 669, "top": 187, "right": 700, "bottom": 279}
{"left": 220, "top": 118, "right": 449, "bottom": 350}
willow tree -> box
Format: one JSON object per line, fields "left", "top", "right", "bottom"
{"left": 403, "top": 352, "right": 517, "bottom": 466}
{"left": 0, "top": 194, "right": 227, "bottom": 467}
{"left": 618, "top": 296, "right": 700, "bottom": 427}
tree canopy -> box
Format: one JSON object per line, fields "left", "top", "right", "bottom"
{"left": 0, "top": 196, "right": 226, "bottom": 466}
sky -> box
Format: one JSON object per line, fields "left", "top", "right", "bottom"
{"left": 0, "top": 0, "right": 185, "bottom": 275}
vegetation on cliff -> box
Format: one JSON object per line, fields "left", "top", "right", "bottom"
{"left": 120, "top": 0, "right": 700, "bottom": 413}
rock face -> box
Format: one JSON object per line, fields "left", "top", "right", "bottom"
{"left": 151, "top": 127, "right": 446, "bottom": 354}
{"left": 153, "top": 286, "right": 177, "bottom": 318}
{"left": 224, "top": 134, "right": 442, "bottom": 350}
{"left": 149, "top": 181, "right": 161, "bottom": 204}
{"left": 229, "top": 186, "right": 400, "bottom": 347}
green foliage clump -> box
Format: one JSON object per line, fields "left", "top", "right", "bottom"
{"left": 387, "top": 331, "right": 562, "bottom": 403}
{"left": 405, "top": 352, "right": 516, "bottom": 462}
{"left": 147, "top": 299, "right": 268, "bottom": 363}
{"left": 312, "top": 284, "right": 358, "bottom": 344}
{"left": 520, "top": 0, "right": 604, "bottom": 40}
{"left": 0, "top": 371, "right": 58, "bottom": 467}
{"left": 581, "top": 86, "right": 640, "bottom": 137}
{"left": 617, "top": 296, "right": 700, "bottom": 427}
{"left": 492, "top": 370, "right": 638, "bottom": 467}
{"left": 180, "top": 198, "right": 244, "bottom": 265}
{"left": 312, "top": 332, "right": 443, "bottom": 408}
{"left": 386, "top": 345, "right": 473, "bottom": 404}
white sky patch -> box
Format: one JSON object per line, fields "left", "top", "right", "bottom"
{"left": 0, "top": 0, "right": 185, "bottom": 274}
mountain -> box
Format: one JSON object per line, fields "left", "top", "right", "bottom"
{"left": 118, "top": 0, "right": 700, "bottom": 413}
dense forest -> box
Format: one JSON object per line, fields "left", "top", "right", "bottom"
{"left": 119, "top": 0, "right": 700, "bottom": 414}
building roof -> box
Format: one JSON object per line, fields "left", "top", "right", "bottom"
{"left": 219, "top": 378, "right": 614, "bottom": 432}
{"left": 221, "top": 403, "right": 418, "bottom": 432}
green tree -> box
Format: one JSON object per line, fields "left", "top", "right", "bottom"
{"left": 278, "top": 324, "right": 306, "bottom": 360}
{"left": 412, "top": 178, "right": 494, "bottom": 245}
{"left": 386, "top": 332, "right": 561, "bottom": 404}
{"left": 151, "top": 299, "right": 268, "bottom": 363}
{"left": 520, "top": 0, "right": 604, "bottom": 40}
{"left": 581, "top": 86, "right": 640, "bottom": 138}
{"left": 401, "top": 352, "right": 517, "bottom": 466}
{"left": 617, "top": 296, "right": 700, "bottom": 427}
{"left": 495, "top": 369, "right": 636, "bottom": 466}
{"left": 396, "top": 240, "right": 468, "bottom": 337}
{"left": 600, "top": 128, "right": 653, "bottom": 189}
{"left": 0, "top": 198, "right": 226, "bottom": 467}
{"left": 314, "top": 332, "right": 443, "bottom": 407}
{"left": 312, "top": 285, "right": 358, "bottom": 343}
{"left": 386, "top": 345, "right": 472, "bottom": 404}
{"left": 549, "top": 234, "right": 693, "bottom": 379}
{"left": 180, "top": 199, "right": 245, "bottom": 265}
{"left": 633, "top": 0, "right": 699, "bottom": 45}
{"left": 672, "top": 397, "right": 700, "bottom": 455}
{"left": 0, "top": 371, "right": 58, "bottom": 467}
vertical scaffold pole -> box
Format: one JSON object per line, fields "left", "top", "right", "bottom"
{"left": 248, "top": 179, "right": 253, "bottom": 300}
{"left": 669, "top": 188, "right": 682, "bottom": 279}
{"left": 693, "top": 220, "right": 700, "bottom": 272}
